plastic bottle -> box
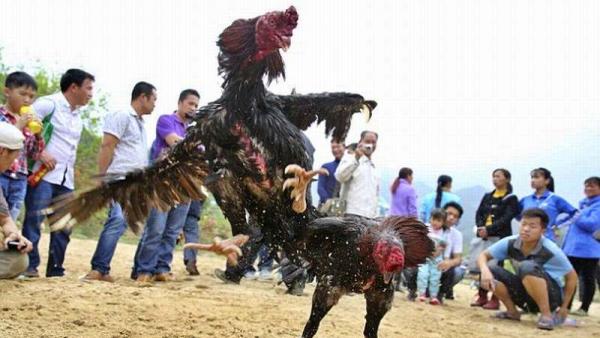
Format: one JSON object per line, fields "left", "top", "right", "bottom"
{"left": 28, "top": 164, "right": 48, "bottom": 187}
{"left": 19, "top": 106, "right": 43, "bottom": 134}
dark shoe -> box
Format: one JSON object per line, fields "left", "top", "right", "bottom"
{"left": 482, "top": 296, "right": 500, "bottom": 310}
{"left": 185, "top": 261, "right": 200, "bottom": 276}
{"left": 445, "top": 288, "right": 454, "bottom": 300}
{"left": 214, "top": 269, "right": 240, "bottom": 285}
{"left": 21, "top": 268, "right": 39, "bottom": 278}
{"left": 287, "top": 282, "right": 305, "bottom": 296}
{"left": 407, "top": 290, "right": 417, "bottom": 302}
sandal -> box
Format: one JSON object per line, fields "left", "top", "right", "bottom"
{"left": 537, "top": 316, "right": 555, "bottom": 330}
{"left": 491, "top": 311, "right": 521, "bottom": 321}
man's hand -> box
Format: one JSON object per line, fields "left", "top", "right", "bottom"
{"left": 3, "top": 232, "right": 33, "bottom": 254}
{"left": 480, "top": 268, "right": 495, "bottom": 291}
{"left": 40, "top": 151, "right": 57, "bottom": 171}
{"left": 437, "top": 259, "right": 453, "bottom": 272}
{"left": 354, "top": 144, "right": 365, "bottom": 160}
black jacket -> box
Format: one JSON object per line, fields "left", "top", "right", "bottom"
{"left": 475, "top": 191, "right": 519, "bottom": 239}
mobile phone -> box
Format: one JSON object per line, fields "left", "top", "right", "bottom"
{"left": 6, "top": 241, "right": 21, "bottom": 251}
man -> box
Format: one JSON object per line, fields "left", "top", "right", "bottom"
{"left": 22, "top": 68, "right": 95, "bottom": 278}
{"left": 334, "top": 131, "right": 380, "bottom": 218}
{"left": 133, "top": 89, "right": 200, "bottom": 282}
{"left": 478, "top": 208, "right": 577, "bottom": 330}
{"left": 316, "top": 140, "right": 345, "bottom": 206}
{"left": 0, "top": 123, "right": 33, "bottom": 279}
{"left": 82, "top": 82, "right": 156, "bottom": 282}
{"left": 438, "top": 201, "right": 466, "bottom": 301}
{"left": 388, "top": 167, "right": 417, "bottom": 217}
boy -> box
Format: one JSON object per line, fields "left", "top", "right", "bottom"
{"left": 0, "top": 71, "right": 44, "bottom": 220}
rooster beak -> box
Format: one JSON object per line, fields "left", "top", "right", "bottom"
{"left": 382, "top": 272, "right": 394, "bottom": 285}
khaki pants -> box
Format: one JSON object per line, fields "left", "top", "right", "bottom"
{"left": 0, "top": 250, "right": 28, "bottom": 279}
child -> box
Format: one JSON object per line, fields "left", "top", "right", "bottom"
{"left": 0, "top": 71, "right": 44, "bottom": 220}
{"left": 417, "top": 208, "right": 448, "bottom": 305}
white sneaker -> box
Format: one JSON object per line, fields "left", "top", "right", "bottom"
{"left": 244, "top": 271, "right": 258, "bottom": 280}
{"left": 258, "top": 269, "right": 272, "bottom": 281}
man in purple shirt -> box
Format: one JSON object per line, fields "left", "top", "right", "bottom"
{"left": 133, "top": 89, "right": 201, "bottom": 282}
{"left": 388, "top": 167, "right": 417, "bottom": 217}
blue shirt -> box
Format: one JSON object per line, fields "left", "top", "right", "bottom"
{"left": 519, "top": 190, "right": 577, "bottom": 241}
{"left": 317, "top": 159, "right": 340, "bottom": 204}
{"left": 488, "top": 235, "right": 574, "bottom": 288}
{"left": 562, "top": 195, "right": 600, "bottom": 259}
{"left": 420, "top": 191, "right": 461, "bottom": 222}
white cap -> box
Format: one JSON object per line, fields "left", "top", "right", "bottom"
{"left": 0, "top": 122, "right": 25, "bottom": 150}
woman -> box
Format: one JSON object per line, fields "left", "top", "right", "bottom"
{"left": 469, "top": 169, "right": 519, "bottom": 309}
{"left": 420, "top": 175, "right": 461, "bottom": 223}
{"left": 562, "top": 177, "right": 600, "bottom": 316}
{"left": 519, "top": 168, "right": 577, "bottom": 241}
{"left": 389, "top": 167, "right": 417, "bottom": 217}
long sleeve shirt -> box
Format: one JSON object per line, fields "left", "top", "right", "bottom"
{"left": 334, "top": 152, "right": 380, "bottom": 218}
{"left": 388, "top": 179, "right": 418, "bottom": 217}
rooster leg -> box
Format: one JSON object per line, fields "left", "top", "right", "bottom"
{"left": 363, "top": 283, "right": 394, "bottom": 338}
{"left": 301, "top": 282, "right": 343, "bottom": 338}
{"left": 284, "top": 165, "right": 329, "bottom": 213}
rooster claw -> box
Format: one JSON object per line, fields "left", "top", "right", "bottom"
{"left": 184, "top": 234, "right": 249, "bottom": 266}
{"left": 284, "top": 164, "right": 328, "bottom": 213}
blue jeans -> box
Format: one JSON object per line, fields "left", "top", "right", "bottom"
{"left": 0, "top": 173, "right": 28, "bottom": 220}
{"left": 133, "top": 203, "right": 190, "bottom": 275}
{"left": 22, "top": 180, "right": 73, "bottom": 276}
{"left": 183, "top": 200, "right": 203, "bottom": 264}
{"left": 90, "top": 202, "right": 127, "bottom": 274}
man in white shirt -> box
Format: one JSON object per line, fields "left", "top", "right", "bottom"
{"left": 81, "top": 82, "right": 156, "bottom": 282}
{"left": 22, "top": 69, "right": 95, "bottom": 278}
{"left": 334, "top": 130, "right": 380, "bottom": 218}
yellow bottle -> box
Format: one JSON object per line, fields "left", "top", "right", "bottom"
{"left": 19, "top": 106, "right": 43, "bottom": 134}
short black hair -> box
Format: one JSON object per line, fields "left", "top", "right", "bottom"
{"left": 584, "top": 176, "right": 600, "bottom": 187}
{"left": 5, "top": 71, "right": 38, "bottom": 91}
{"left": 60, "top": 69, "right": 95, "bottom": 92}
{"left": 398, "top": 167, "right": 413, "bottom": 179}
{"left": 360, "top": 130, "right": 378, "bottom": 141}
{"left": 443, "top": 201, "right": 463, "bottom": 218}
{"left": 522, "top": 208, "right": 549, "bottom": 228}
{"left": 131, "top": 82, "right": 156, "bottom": 101}
{"left": 178, "top": 89, "right": 199, "bottom": 103}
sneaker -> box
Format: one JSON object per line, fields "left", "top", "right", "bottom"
{"left": 185, "top": 261, "right": 200, "bottom": 276}
{"left": 482, "top": 296, "right": 500, "bottom": 310}
{"left": 470, "top": 290, "right": 488, "bottom": 307}
{"left": 418, "top": 294, "right": 427, "bottom": 302}
{"left": 21, "top": 268, "right": 39, "bottom": 278}
{"left": 429, "top": 298, "right": 441, "bottom": 305}
{"left": 244, "top": 271, "right": 258, "bottom": 280}
{"left": 214, "top": 269, "right": 240, "bottom": 285}
{"left": 258, "top": 269, "right": 272, "bottom": 281}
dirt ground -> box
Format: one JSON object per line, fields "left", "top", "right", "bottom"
{"left": 1, "top": 236, "right": 599, "bottom": 338}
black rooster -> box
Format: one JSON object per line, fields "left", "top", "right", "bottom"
{"left": 46, "top": 6, "right": 433, "bottom": 338}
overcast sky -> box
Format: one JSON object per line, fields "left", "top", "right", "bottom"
{"left": 1, "top": 0, "right": 599, "bottom": 205}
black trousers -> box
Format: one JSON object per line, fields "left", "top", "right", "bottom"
{"left": 568, "top": 256, "right": 599, "bottom": 312}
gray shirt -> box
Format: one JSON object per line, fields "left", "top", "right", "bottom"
{"left": 103, "top": 108, "right": 148, "bottom": 176}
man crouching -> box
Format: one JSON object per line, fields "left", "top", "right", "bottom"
{"left": 477, "top": 208, "right": 577, "bottom": 330}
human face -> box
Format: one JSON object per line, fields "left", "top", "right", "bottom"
{"left": 519, "top": 217, "right": 544, "bottom": 243}
{"left": 430, "top": 217, "right": 444, "bottom": 230}
{"left": 530, "top": 173, "right": 549, "bottom": 191}
{"left": 3, "top": 86, "right": 37, "bottom": 113}
{"left": 331, "top": 141, "right": 344, "bottom": 160}
{"left": 141, "top": 90, "right": 158, "bottom": 115}
{"left": 70, "top": 78, "right": 94, "bottom": 106}
{"left": 445, "top": 207, "right": 460, "bottom": 227}
{"left": 178, "top": 94, "right": 199, "bottom": 119}
{"left": 584, "top": 182, "right": 600, "bottom": 199}
{"left": 359, "top": 132, "right": 378, "bottom": 155}
{"left": 492, "top": 170, "right": 509, "bottom": 190}
{"left": 0, "top": 148, "right": 20, "bottom": 172}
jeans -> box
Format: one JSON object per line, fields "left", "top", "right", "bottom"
{"left": 0, "top": 174, "right": 28, "bottom": 220}
{"left": 22, "top": 180, "right": 73, "bottom": 276}
{"left": 183, "top": 200, "right": 203, "bottom": 264}
{"left": 90, "top": 202, "right": 127, "bottom": 274}
{"left": 133, "top": 203, "right": 190, "bottom": 275}
{"left": 417, "top": 256, "right": 443, "bottom": 297}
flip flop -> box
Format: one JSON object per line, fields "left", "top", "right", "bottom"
{"left": 492, "top": 311, "right": 521, "bottom": 321}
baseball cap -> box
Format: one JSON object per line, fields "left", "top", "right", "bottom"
{"left": 0, "top": 122, "right": 25, "bottom": 150}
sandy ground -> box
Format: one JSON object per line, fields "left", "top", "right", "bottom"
{"left": 1, "top": 236, "right": 599, "bottom": 338}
